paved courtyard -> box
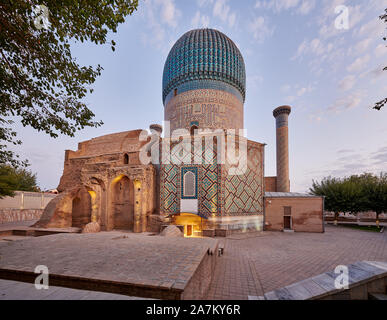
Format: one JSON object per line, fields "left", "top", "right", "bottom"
{"left": 206, "top": 225, "right": 387, "bottom": 299}
{"left": 0, "top": 224, "right": 386, "bottom": 300}
{"left": 0, "top": 231, "right": 217, "bottom": 299}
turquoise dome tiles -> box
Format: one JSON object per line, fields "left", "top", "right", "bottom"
{"left": 162, "top": 28, "right": 246, "bottom": 105}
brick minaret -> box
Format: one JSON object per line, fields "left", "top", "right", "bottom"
{"left": 273, "top": 105, "right": 291, "bottom": 192}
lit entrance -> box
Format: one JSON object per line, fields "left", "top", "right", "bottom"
{"left": 171, "top": 213, "right": 204, "bottom": 237}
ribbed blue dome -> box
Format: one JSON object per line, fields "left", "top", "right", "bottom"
{"left": 162, "top": 28, "right": 246, "bottom": 105}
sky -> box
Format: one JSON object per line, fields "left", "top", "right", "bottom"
{"left": 10, "top": 0, "right": 387, "bottom": 192}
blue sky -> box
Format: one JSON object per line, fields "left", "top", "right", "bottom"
{"left": 11, "top": 0, "right": 387, "bottom": 192}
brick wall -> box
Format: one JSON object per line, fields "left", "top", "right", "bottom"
{"left": 265, "top": 197, "right": 324, "bottom": 233}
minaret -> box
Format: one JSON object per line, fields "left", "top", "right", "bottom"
{"left": 273, "top": 106, "right": 291, "bottom": 192}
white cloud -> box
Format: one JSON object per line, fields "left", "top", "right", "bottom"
{"left": 339, "top": 75, "right": 356, "bottom": 91}
{"left": 197, "top": 0, "right": 214, "bottom": 7}
{"left": 354, "top": 38, "right": 373, "bottom": 54}
{"left": 347, "top": 55, "right": 370, "bottom": 73}
{"left": 297, "top": 0, "right": 316, "bottom": 15}
{"left": 248, "top": 16, "right": 274, "bottom": 43}
{"left": 255, "top": 0, "right": 300, "bottom": 13}
{"left": 191, "top": 11, "right": 210, "bottom": 28}
{"left": 375, "top": 44, "right": 386, "bottom": 58}
{"left": 328, "top": 90, "right": 365, "bottom": 112}
{"left": 140, "top": 0, "right": 181, "bottom": 51}
{"left": 213, "top": 0, "right": 236, "bottom": 28}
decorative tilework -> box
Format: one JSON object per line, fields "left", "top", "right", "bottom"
{"left": 160, "top": 164, "right": 179, "bottom": 214}
{"left": 222, "top": 145, "right": 264, "bottom": 216}
{"left": 162, "top": 29, "right": 246, "bottom": 104}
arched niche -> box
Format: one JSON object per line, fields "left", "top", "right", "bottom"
{"left": 110, "top": 175, "right": 134, "bottom": 230}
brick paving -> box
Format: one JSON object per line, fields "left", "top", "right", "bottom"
{"left": 0, "top": 225, "right": 386, "bottom": 300}
{"left": 0, "top": 231, "right": 217, "bottom": 298}
{"left": 0, "top": 279, "right": 150, "bottom": 300}
{"left": 206, "top": 225, "right": 387, "bottom": 299}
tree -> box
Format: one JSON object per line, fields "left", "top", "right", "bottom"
{"left": 361, "top": 173, "right": 387, "bottom": 227}
{"left": 310, "top": 177, "right": 344, "bottom": 224}
{"left": 310, "top": 173, "right": 387, "bottom": 227}
{"left": 0, "top": 0, "right": 139, "bottom": 166}
{"left": 0, "top": 165, "right": 40, "bottom": 198}
{"left": 373, "top": 8, "right": 387, "bottom": 110}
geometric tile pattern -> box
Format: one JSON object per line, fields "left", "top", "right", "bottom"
{"left": 222, "top": 146, "right": 263, "bottom": 215}
{"left": 162, "top": 28, "right": 246, "bottom": 104}
{"left": 160, "top": 164, "right": 180, "bottom": 214}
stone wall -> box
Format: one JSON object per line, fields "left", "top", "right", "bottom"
{"left": 0, "top": 191, "right": 57, "bottom": 224}
{"left": 0, "top": 209, "right": 43, "bottom": 224}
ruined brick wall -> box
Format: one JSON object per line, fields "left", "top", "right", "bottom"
{"left": 265, "top": 197, "right": 324, "bottom": 233}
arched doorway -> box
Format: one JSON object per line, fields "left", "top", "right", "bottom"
{"left": 111, "top": 175, "right": 134, "bottom": 230}
{"left": 171, "top": 213, "right": 204, "bottom": 237}
{"left": 71, "top": 188, "right": 92, "bottom": 228}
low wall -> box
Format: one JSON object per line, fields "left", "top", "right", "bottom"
{"left": 0, "top": 191, "right": 57, "bottom": 224}
{"left": 0, "top": 209, "right": 43, "bottom": 224}
{"left": 260, "top": 261, "right": 387, "bottom": 300}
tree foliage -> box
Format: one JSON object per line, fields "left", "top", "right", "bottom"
{"left": 373, "top": 8, "right": 387, "bottom": 110}
{"left": 310, "top": 173, "right": 387, "bottom": 221}
{"left": 0, "top": 165, "right": 40, "bottom": 198}
{"left": 0, "top": 0, "right": 139, "bottom": 166}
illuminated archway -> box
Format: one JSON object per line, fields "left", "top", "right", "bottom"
{"left": 171, "top": 213, "right": 204, "bottom": 237}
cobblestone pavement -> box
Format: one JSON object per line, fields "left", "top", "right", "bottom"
{"left": 206, "top": 225, "right": 387, "bottom": 299}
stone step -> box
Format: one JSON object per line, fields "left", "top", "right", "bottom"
{"left": 368, "top": 293, "right": 387, "bottom": 300}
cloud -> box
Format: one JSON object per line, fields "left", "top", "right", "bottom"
{"left": 197, "top": 0, "right": 214, "bottom": 7}
{"left": 328, "top": 90, "right": 365, "bottom": 112}
{"left": 371, "top": 146, "right": 387, "bottom": 165}
{"left": 160, "top": 0, "right": 181, "bottom": 27}
{"left": 213, "top": 0, "right": 236, "bottom": 28}
{"left": 297, "top": 0, "right": 316, "bottom": 15}
{"left": 248, "top": 16, "right": 274, "bottom": 43}
{"left": 292, "top": 38, "right": 333, "bottom": 60}
{"left": 354, "top": 38, "right": 373, "bottom": 54}
{"left": 339, "top": 75, "right": 356, "bottom": 91}
{"left": 347, "top": 55, "right": 370, "bottom": 73}
{"left": 255, "top": 0, "right": 300, "bottom": 13}
{"left": 140, "top": 0, "right": 181, "bottom": 50}
{"left": 191, "top": 11, "right": 210, "bottom": 28}
{"left": 375, "top": 44, "right": 386, "bottom": 58}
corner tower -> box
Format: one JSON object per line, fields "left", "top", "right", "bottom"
{"left": 273, "top": 105, "right": 291, "bottom": 192}
{"left": 162, "top": 28, "right": 246, "bottom": 132}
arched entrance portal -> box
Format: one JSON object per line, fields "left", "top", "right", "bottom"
{"left": 111, "top": 175, "right": 134, "bottom": 230}
{"left": 171, "top": 213, "right": 204, "bottom": 237}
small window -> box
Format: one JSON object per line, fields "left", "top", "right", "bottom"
{"left": 124, "top": 153, "right": 129, "bottom": 164}
{"left": 183, "top": 171, "right": 195, "bottom": 197}
{"left": 284, "top": 206, "right": 292, "bottom": 216}
{"left": 174, "top": 88, "right": 178, "bottom": 96}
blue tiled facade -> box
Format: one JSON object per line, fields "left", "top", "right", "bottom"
{"left": 164, "top": 79, "right": 244, "bottom": 106}
{"left": 162, "top": 28, "right": 246, "bottom": 105}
